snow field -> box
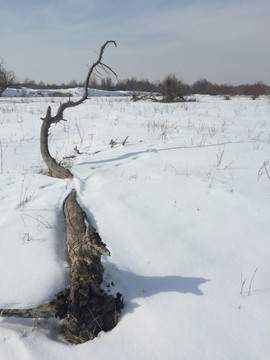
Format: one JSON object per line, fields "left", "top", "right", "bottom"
{"left": 0, "top": 93, "right": 269, "bottom": 359}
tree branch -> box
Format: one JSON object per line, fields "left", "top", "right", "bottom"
{"left": 40, "top": 40, "right": 117, "bottom": 178}
{"left": 0, "top": 301, "right": 57, "bottom": 319}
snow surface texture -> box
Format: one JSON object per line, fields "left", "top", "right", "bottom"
{"left": 0, "top": 91, "right": 269, "bottom": 360}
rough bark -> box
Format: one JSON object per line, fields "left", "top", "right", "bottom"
{"left": 0, "top": 301, "right": 57, "bottom": 319}
{"left": 40, "top": 105, "right": 73, "bottom": 179}
{"left": 62, "top": 190, "right": 122, "bottom": 344}
{"left": 0, "top": 41, "right": 122, "bottom": 344}
{"left": 0, "top": 191, "right": 123, "bottom": 344}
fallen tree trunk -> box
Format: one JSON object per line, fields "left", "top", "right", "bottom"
{"left": 0, "top": 190, "right": 122, "bottom": 344}
{"left": 62, "top": 190, "right": 122, "bottom": 343}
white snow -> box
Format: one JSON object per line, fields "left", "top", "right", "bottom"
{"left": 2, "top": 87, "right": 130, "bottom": 98}
{"left": 0, "top": 91, "right": 269, "bottom": 360}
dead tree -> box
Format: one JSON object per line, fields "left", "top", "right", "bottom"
{"left": 40, "top": 40, "right": 117, "bottom": 179}
{"left": 0, "top": 41, "right": 123, "bottom": 344}
{"left": 132, "top": 74, "right": 189, "bottom": 103}
{"left": 0, "top": 59, "right": 15, "bottom": 97}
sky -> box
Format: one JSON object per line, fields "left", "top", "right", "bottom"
{"left": 1, "top": 0, "right": 269, "bottom": 85}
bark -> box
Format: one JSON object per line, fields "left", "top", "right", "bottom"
{"left": 0, "top": 301, "right": 57, "bottom": 319}
{"left": 62, "top": 190, "right": 122, "bottom": 344}
{"left": 40, "top": 105, "right": 73, "bottom": 179}
{"left": 0, "top": 191, "right": 123, "bottom": 344}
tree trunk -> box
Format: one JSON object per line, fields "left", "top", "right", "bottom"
{"left": 40, "top": 106, "right": 73, "bottom": 179}
{"left": 0, "top": 191, "right": 123, "bottom": 344}
{"left": 62, "top": 190, "right": 122, "bottom": 344}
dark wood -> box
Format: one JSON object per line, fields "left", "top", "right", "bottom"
{"left": 62, "top": 190, "right": 122, "bottom": 344}
{"left": 0, "top": 191, "right": 123, "bottom": 344}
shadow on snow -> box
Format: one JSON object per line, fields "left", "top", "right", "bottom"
{"left": 102, "top": 262, "right": 210, "bottom": 315}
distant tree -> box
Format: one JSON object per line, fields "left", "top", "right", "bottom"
{"left": 216, "top": 84, "right": 235, "bottom": 96}
{"left": 68, "top": 79, "right": 79, "bottom": 88}
{"left": 245, "top": 82, "right": 266, "bottom": 98}
{"left": 114, "top": 77, "right": 155, "bottom": 92}
{"left": 88, "top": 76, "right": 99, "bottom": 89}
{"left": 206, "top": 82, "right": 220, "bottom": 96}
{"left": 38, "top": 80, "right": 46, "bottom": 89}
{"left": 23, "top": 77, "right": 37, "bottom": 88}
{"left": 157, "top": 74, "right": 189, "bottom": 102}
{"left": 0, "top": 59, "right": 15, "bottom": 96}
{"left": 191, "top": 79, "right": 211, "bottom": 94}
{"left": 100, "top": 77, "right": 113, "bottom": 90}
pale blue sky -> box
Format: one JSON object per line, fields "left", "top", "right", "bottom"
{"left": 1, "top": 0, "right": 269, "bottom": 85}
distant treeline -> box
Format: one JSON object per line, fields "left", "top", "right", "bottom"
{"left": 13, "top": 77, "right": 270, "bottom": 97}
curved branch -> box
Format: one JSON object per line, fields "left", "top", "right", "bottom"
{"left": 40, "top": 40, "right": 117, "bottom": 178}
{"left": 40, "top": 110, "right": 73, "bottom": 178}
{"left": 54, "top": 40, "right": 117, "bottom": 122}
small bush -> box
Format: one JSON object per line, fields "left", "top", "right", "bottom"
{"left": 157, "top": 74, "right": 190, "bottom": 102}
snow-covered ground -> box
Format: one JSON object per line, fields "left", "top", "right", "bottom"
{"left": 2, "top": 87, "right": 130, "bottom": 98}
{"left": 0, "top": 92, "right": 269, "bottom": 360}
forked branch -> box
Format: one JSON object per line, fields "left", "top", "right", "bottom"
{"left": 40, "top": 40, "right": 117, "bottom": 178}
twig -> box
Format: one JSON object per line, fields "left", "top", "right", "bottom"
{"left": 263, "top": 161, "right": 270, "bottom": 180}
{"left": 248, "top": 268, "right": 258, "bottom": 296}
{"left": 122, "top": 136, "right": 129, "bottom": 146}
{"left": 21, "top": 213, "right": 53, "bottom": 229}
{"left": 216, "top": 149, "right": 224, "bottom": 168}
{"left": 222, "top": 159, "right": 236, "bottom": 170}
{"left": 258, "top": 160, "right": 270, "bottom": 181}
{"left": 240, "top": 272, "right": 246, "bottom": 294}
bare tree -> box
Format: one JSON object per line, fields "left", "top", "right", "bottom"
{"left": 132, "top": 74, "right": 189, "bottom": 103}
{"left": 158, "top": 74, "right": 189, "bottom": 102}
{"left": 191, "top": 78, "right": 211, "bottom": 94}
{"left": 0, "top": 59, "right": 15, "bottom": 96}
{"left": 0, "top": 41, "right": 123, "bottom": 344}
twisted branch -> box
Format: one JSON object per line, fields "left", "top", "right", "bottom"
{"left": 40, "top": 40, "right": 117, "bottom": 178}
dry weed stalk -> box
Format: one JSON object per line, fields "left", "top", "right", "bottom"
{"left": 258, "top": 160, "right": 270, "bottom": 181}
{"left": 240, "top": 272, "right": 246, "bottom": 294}
{"left": 248, "top": 268, "right": 258, "bottom": 296}
{"left": 240, "top": 268, "right": 258, "bottom": 296}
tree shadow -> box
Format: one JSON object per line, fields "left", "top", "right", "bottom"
{"left": 102, "top": 262, "right": 210, "bottom": 315}
{"left": 0, "top": 261, "right": 209, "bottom": 342}
{"left": 0, "top": 316, "right": 66, "bottom": 344}
{"left": 76, "top": 140, "right": 256, "bottom": 169}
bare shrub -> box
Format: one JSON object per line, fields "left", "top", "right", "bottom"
{"left": 157, "top": 74, "right": 189, "bottom": 102}
{"left": 0, "top": 59, "right": 15, "bottom": 96}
